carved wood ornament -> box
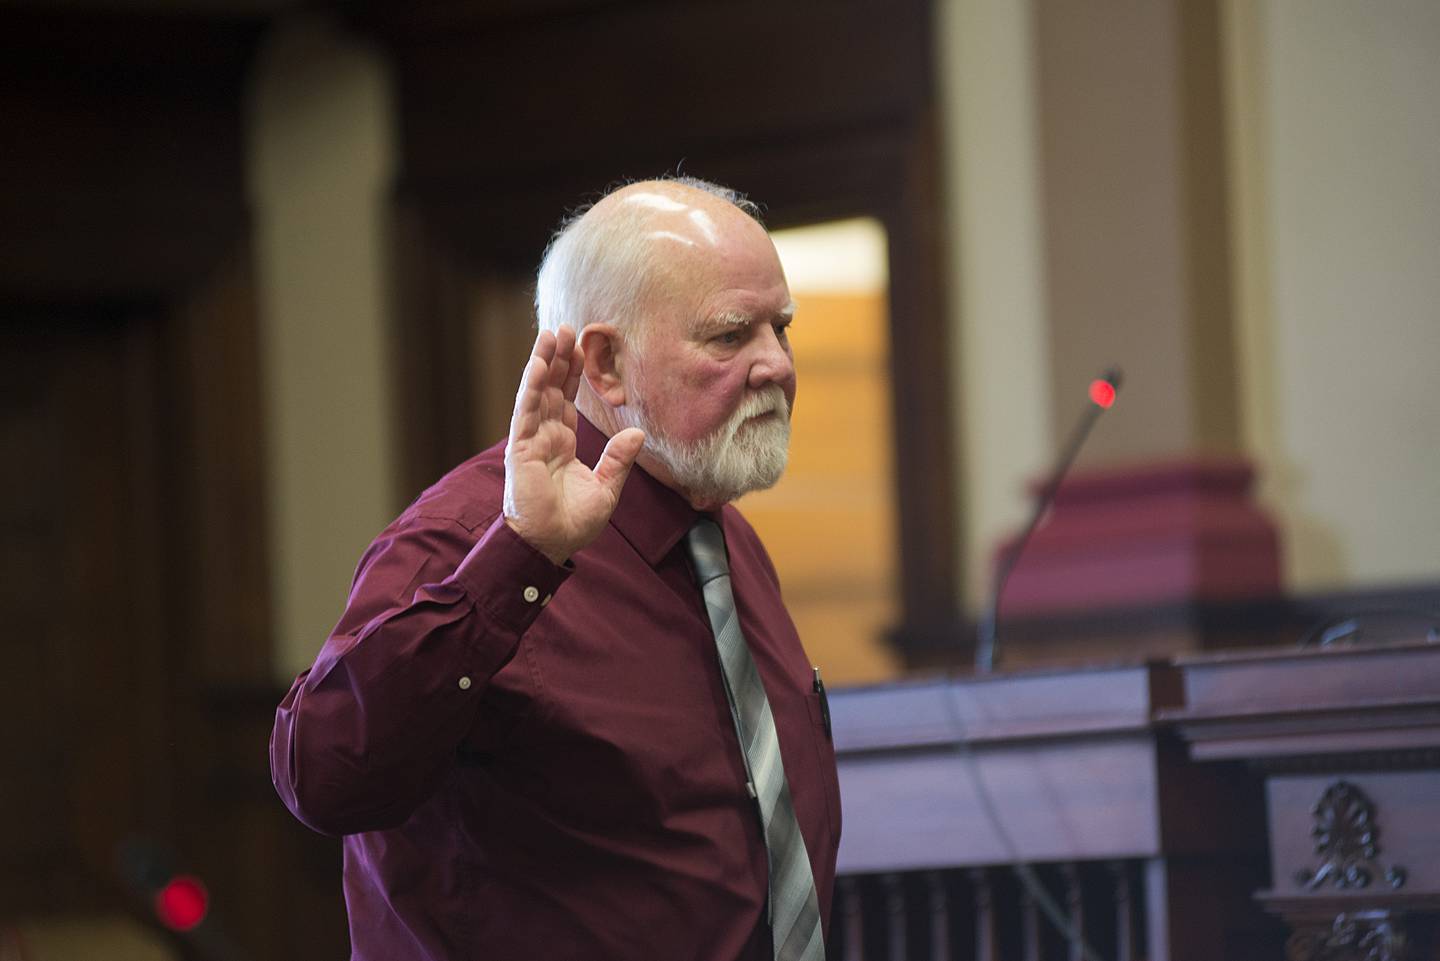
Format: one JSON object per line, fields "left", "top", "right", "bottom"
{"left": 1294, "top": 781, "right": 1407, "bottom": 891}
{"left": 1286, "top": 912, "right": 1409, "bottom": 961}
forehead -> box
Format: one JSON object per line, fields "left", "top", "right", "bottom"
{"left": 655, "top": 251, "right": 793, "bottom": 340}
{"left": 663, "top": 223, "right": 789, "bottom": 306}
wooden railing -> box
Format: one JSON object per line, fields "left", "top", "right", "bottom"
{"left": 831, "top": 861, "right": 1153, "bottom": 961}
{"left": 827, "top": 639, "right": 1440, "bottom": 960}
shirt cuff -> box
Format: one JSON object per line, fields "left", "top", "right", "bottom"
{"left": 448, "top": 515, "right": 571, "bottom": 634}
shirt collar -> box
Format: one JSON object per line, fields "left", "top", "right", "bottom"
{"left": 577, "top": 414, "right": 707, "bottom": 567}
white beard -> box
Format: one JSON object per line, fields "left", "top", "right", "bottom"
{"left": 621, "top": 384, "right": 791, "bottom": 506}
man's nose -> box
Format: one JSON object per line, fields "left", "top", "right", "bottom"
{"left": 748, "top": 324, "right": 795, "bottom": 388}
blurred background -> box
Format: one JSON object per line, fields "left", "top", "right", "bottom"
{"left": 1, "top": 0, "right": 1436, "bottom": 957}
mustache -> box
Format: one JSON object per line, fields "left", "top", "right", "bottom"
{"left": 735, "top": 386, "right": 790, "bottom": 423}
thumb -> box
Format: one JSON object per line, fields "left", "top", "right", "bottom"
{"left": 594, "top": 427, "right": 645, "bottom": 499}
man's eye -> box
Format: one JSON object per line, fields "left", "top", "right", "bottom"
{"left": 715, "top": 330, "right": 743, "bottom": 345}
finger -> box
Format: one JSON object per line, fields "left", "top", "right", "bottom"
{"left": 534, "top": 328, "right": 559, "bottom": 367}
{"left": 515, "top": 330, "right": 556, "bottom": 405}
{"left": 510, "top": 352, "right": 548, "bottom": 442}
{"left": 547, "top": 326, "right": 576, "bottom": 392}
{"left": 562, "top": 338, "right": 584, "bottom": 402}
{"left": 538, "top": 328, "right": 579, "bottom": 424}
{"left": 593, "top": 427, "right": 645, "bottom": 499}
{"left": 558, "top": 340, "right": 583, "bottom": 431}
{"left": 512, "top": 330, "right": 558, "bottom": 435}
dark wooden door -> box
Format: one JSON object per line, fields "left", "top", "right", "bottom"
{"left": 0, "top": 306, "right": 171, "bottom": 915}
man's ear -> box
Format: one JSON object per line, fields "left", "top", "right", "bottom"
{"left": 578, "top": 323, "right": 628, "bottom": 407}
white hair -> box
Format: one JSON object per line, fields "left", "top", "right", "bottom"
{"left": 533, "top": 176, "right": 763, "bottom": 343}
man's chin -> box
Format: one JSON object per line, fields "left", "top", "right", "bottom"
{"left": 730, "top": 440, "right": 789, "bottom": 497}
{"left": 674, "top": 447, "right": 789, "bottom": 507}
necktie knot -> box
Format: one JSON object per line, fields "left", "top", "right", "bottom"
{"left": 686, "top": 518, "right": 730, "bottom": 585}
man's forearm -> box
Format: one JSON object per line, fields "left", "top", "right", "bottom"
{"left": 270, "top": 514, "right": 567, "bottom": 836}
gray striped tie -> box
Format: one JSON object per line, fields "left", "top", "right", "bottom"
{"left": 687, "top": 518, "right": 825, "bottom": 961}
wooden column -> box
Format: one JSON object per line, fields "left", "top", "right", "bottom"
{"left": 1034, "top": 0, "right": 1238, "bottom": 466}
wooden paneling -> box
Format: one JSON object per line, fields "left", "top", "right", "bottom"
{"left": 0, "top": 10, "right": 348, "bottom": 959}
{"left": 826, "top": 650, "right": 1403, "bottom": 960}
{"left": 1167, "top": 638, "right": 1440, "bottom": 957}
{"left": 836, "top": 668, "right": 1152, "bottom": 870}
{"left": 1267, "top": 773, "right": 1440, "bottom": 896}
{"left": 0, "top": 309, "right": 169, "bottom": 913}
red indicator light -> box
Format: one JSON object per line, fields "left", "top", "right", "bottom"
{"left": 155, "top": 876, "right": 208, "bottom": 931}
{"left": 1088, "top": 379, "right": 1117, "bottom": 409}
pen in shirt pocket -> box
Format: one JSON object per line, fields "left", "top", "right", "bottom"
{"left": 812, "top": 666, "right": 832, "bottom": 739}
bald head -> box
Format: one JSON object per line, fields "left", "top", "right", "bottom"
{"left": 534, "top": 177, "right": 767, "bottom": 345}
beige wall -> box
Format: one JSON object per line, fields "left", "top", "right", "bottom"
{"left": 935, "top": 0, "right": 1054, "bottom": 610}
{"left": 938, "top": 0, "right": 1440, "bottom": 605}
{"left": 1226, "top": 0, "right": 1440, "bottom": 591}
{"left": 248, "top": 15, "right": 400, "bottom": 680}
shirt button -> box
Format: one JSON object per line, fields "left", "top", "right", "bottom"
{"left": 458, "top": 676, "right": 472, "bottom": 690}
{"left": 523, "top": 585, "right": 540, "bottom": 603}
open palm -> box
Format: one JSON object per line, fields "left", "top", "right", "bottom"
{"left": 503, "top": 327, "right": 645, "bottom": 565}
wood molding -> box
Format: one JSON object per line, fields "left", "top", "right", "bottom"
{"left": 891, "top": 581, "right": 1440, "bottom": 674}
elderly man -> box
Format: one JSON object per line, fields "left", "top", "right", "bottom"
{"left": 271, "top": 177, "right": 840, "bottom": 961}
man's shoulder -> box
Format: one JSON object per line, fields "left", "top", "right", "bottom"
{"left": 398, "top": 437, "right": 509, "bottom": 533}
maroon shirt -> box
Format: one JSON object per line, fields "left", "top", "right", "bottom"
{"left": 271, "top": 417, "right": 841, "bottom": 960}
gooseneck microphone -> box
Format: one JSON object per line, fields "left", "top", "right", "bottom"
{"left": 975, "top": 368, "right": 1122, "bottom": 674}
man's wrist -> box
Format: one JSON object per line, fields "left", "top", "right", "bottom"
{"left": 503, "top": 515, "right": 571, "bottom": 567}
{"left": 452, "top": 517, "right": 571, "bottom": 633}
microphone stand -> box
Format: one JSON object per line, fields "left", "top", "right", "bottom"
{"left": 950, "top": 369, "right": 1124, "bottom": 961}
{"left": 975, "top": 368, "right": 1122, "bottom": 674}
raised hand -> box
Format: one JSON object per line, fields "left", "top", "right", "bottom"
{"left": 502, "top": 326, "right": 645, "bottom": 565}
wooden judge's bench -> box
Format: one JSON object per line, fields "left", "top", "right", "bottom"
{"left": 821, "top": 458, "right": 1438, "bottom": 960}
{"left": 826, "top": 638, "right": 1440, "bottom": 961}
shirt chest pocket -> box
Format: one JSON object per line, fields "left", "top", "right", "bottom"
{"left": 804, "top": 691, "right": 843, "bottom": 845}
